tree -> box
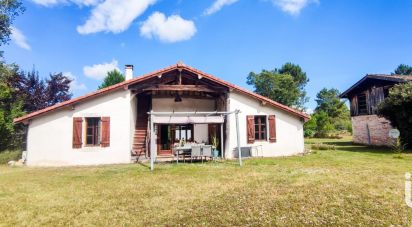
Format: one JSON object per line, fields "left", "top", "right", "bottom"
{"left": 20, "top": 70, "right": 47, "bottom": 112}
{"left": 9, "top": 69, "right": 72, "bottom": 113}
{"left": 312, "top": 111, "right": 335, "bottom": 138}
{"left": 45, "top": 73, "right": 72, "bottom": 106}
{"left": 247, "top": 71, "right": 300, "bottom": 107}
{"left": 247, "top": 63, "right": 309, "bottom": 110}
{"left": 98, "top": 70, "right": 125, "bottom": 89}
{"left": 277, "top": 62, "right": 309, "bottom": 87}
{"left": 277, "top": 63, "right": 309, "bottom": 109}
{"left": 378, "top": 82, "right": 412, "bottom": 147}
{"left": 303, "top": 114, "right": 317, "bottom": 137}
{"left": 0, "top": 0, "right": 25, "bottom": 46}
{"left": 0, "top": 61, "right": 24, "bottom": 150}
{"left": 315, "top": 88, "right": 349, "bottom": 121}
{"left": 393, "top": 64, "right": 412, "bottom": 75}
{"left": 304, "top": 88, "right": 351, "bottom": 138}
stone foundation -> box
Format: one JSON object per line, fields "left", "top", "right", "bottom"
{"left": 352, "top": 115, "right": 395, "bottom": 147}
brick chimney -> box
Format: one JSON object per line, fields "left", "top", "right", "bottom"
{"left": 125, "top": 65, "right": 134, "bottom": 80}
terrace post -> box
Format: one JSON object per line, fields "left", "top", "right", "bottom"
{"left": 220, "top": 122, "right": 224, "bottom": 159}
{"left": 150, "top": 112, "right": 155, "bottom": 171}
{"left": 235, "top": 110, "right": 242, "bottom": 166}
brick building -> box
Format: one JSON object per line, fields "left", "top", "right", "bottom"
{"left": 340, "top": 74, "right": 412, "bottom": 146}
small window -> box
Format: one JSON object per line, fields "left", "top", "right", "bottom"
{"left": 86, "top": 117, "right": 101, "bottom": 146}
{"left": 254, "top": 116, "right": 267, "bottom": 140}
{"left": 357, "top": 94, "right": 368, "bottom": 115}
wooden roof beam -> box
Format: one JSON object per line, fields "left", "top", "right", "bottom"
{"left": 142, "top": 85, "right": 219, "bottom": 93}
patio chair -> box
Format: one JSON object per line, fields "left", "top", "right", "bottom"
{"left": 191, "top": 145, "right": 202, "bottom": 162}
{"left": 201, "top": 145, "right": 213, "bottom": 162}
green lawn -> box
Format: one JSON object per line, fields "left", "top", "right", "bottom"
{"left": 1, "top": 138, "right": 412, "bottom": 226}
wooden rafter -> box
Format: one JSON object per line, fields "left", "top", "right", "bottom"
{"left": 142, "top": 85, "right": 218, "bottom": 93}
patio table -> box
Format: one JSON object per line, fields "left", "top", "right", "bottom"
{"left": 173, "top": 146, "right": 192, "bottom": 163}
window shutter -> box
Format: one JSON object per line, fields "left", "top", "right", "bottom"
{"left": 101, "top": 117, "right": 110, "bottom": 147}
{"left": 247, "top": 115, "right": 255, "bottom": 144}
{"left": 72, "top": 117, "right": 83, "bottom": 149}
{"left": 268, "top": 115, "right": 277, "bottom": 143}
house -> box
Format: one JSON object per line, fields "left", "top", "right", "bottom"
{"left": 340, "top": 74, "right": 412, "bottom": 146}
{"left": 14, "top": 62, "right": 309, "bottom": 166}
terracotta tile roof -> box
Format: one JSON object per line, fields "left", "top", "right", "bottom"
{"left": 14, "top": 63, "right": 309, "bottom": 123}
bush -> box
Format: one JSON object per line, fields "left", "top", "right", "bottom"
{"left": 378, "top": 82, "right": 412, "bottom": 148}
{"left": 304, "top": 114, "right": 317, "bottom": 137}
{"left": 311, "top": 143, "right": 336, "bottom": 151}
{"left": 0, "top": 150, "right": 22, "bottom": 165}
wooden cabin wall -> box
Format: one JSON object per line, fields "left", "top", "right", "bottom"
{"left": 349, "top": 86, "right": 386, "bottom": 116}
{"left": 350, "top": 95, "right": 358, "bottom": 116}
{"left": 369, "top": 87, "right": 385, "bottom": 114}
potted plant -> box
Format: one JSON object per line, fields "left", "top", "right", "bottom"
{"left": 211, "top": 136, "right": 219, "bottom": 158}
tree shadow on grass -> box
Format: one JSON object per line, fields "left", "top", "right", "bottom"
{"left": 322, "top": 141, "right": 394, "bottom": 154}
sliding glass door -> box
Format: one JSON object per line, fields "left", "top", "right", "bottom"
{"left": 157, "top": 124, "right": 194, "bottom": 155}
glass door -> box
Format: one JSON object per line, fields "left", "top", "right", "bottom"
{"left": 158, "top": 125, "right": 172, "bottom": 155}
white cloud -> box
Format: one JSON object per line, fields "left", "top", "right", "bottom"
{"left": 140, "top": 12, "right": 196, "bottom": 43}
{"left": 77, "top": 0, "right": 157, "bottom": 34}
{"left": 31, "top": 0, "right": 101, "bottom": 7}
{"left": 305, "top": 108, "right": 314, "bottom": 115}
{"left": 204, "top": 0, "right": 239, "bottom": 16}
{"left": 10, "top": 27, "right": 31, "bottom": 50}
{"left": 271, "top": 0, "right": 318, "bottom": 15}
{"left": 83, "top": 59, "right": 120, "bottom": 80}
{"left": 31, "top": 0, "right": 61, "bottom": 6}
{"left": 64, "top": 72, "right": 87, "bottom": 92}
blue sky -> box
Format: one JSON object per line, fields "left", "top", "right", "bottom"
{"left": 3, "top": 0, "right": 412, "bottom": 111}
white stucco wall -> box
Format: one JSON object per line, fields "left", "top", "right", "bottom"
{"left": 26, "top": 89, "right": 133, "bottom": 166}
{"left": 226, "top": 91, "right": 304, "bottom": 158}
{"left": 25, "top": 88, "right": 304, "bottom": 165}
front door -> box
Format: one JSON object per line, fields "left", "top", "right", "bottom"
{"left": 158, "top": 125, "right": 173, "bottom": 155}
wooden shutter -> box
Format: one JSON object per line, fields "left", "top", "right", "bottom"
{"left": 246, "top": 115, "right": 255, "bottom": 144}
{"left": 268, "top": 115, "right": 277, "bottom": 143}
{"left": 72, "top": 117, "right": 83, "bottom": 149}
{"left": 101, "top": 117, "right": 110, "bottom": 147}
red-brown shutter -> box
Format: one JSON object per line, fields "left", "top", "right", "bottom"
{"left": 101, "top": 117, "right": 110, "bottom": 147}
{"left": 268, "top": 115, "right": 277, "bottom": 143}
{"left": 72, "top": 117, "right": 83, "bottom": 149}
{"left": 247, "top": 115, "right": 255, "bottom": 144}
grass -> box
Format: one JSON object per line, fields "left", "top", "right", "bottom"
{"left": 0, "top": 150, "right": 22, "bottom": 165}
{"left": 1, "top": 137, "right": 412, "bottom": 226}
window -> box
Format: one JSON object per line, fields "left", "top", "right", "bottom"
{"left": 174, "top": 124, "right": 193, "bottom": 142}
{"left": 357, "top": 93, "right": 368, "bottom": 115}
{"left": 254, "top": 116, "right": 267, "bottom": 140}
{"left": 86, "top": 117, "right": 101, "bottom": 146}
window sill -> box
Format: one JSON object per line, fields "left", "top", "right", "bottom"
{"left": 84, "top": 145, "right": 101, "bottom": 147}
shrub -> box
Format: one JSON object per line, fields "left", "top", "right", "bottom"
{"left": 0, "top": 150, "right": 22, "bottom": 165}
{"left": 311, "top": 143, "right": 336, "bottom": 151}
{"left": 378, "top": 82, "right": 412, "bottom": 148}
